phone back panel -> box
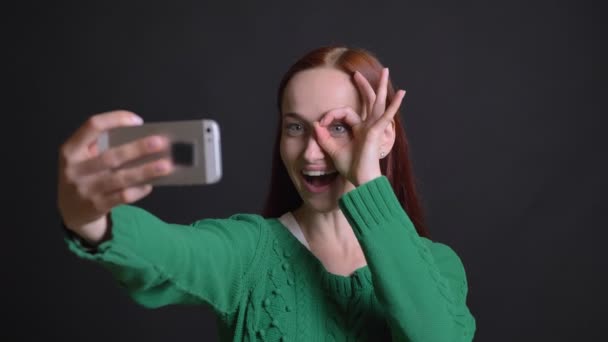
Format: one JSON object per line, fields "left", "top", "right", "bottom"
{"left": 98, "top": 119, "right": 222, "bottom": 185}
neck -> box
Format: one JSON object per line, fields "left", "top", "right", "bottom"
{"left": 292, "top": 204, "right": 367, "bottom": 276}
{"left": 292, "top": 205, "right": 360, "bottom": 255}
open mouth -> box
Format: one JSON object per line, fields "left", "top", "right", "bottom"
{"left": 300, "top": 170, "right": 339, "bottom": 192}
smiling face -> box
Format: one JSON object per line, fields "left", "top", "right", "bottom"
{"left": 280, "top": 67, "right": 361, "bottom": 213}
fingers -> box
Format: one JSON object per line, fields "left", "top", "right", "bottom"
{"left": 376, "top": 89, "right": 406, "bottom": 128}
{"left": 319, "top": 106, "right": 362, "bottom": 127}
{"left": 353, "top": 68, "right": 392, "bottom": 121}
{"left": 82, "top": 157, "right": 173, "bottom": 195}
{"left": 93, "top": 184, "right": 154, "bottom": 213}
{"left": 314, "top": 107, "right": 361, "bottom": 157}
{"left": 353, "top": 71, "right": 376, "bottom": 119}
{"left": 72, "top": 135, "right": 169, "bottom": 177}
{"left": 62, "top": 110, "right": 144, "bottom": 161}
{"left": 372, "top": 68, "right": 389, "bottom": 120}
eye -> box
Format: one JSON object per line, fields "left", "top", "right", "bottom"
{"left": 329, "top": 122, "right": 349, "bottom": 136}
{"left": 284, "top": 122, "right": 305, "bottom": 137}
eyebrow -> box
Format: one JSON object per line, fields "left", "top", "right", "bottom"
{"left": 282, "top": 112, "right": 306, "bottom": 121}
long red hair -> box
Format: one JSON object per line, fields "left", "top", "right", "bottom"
{"left": 262, "top": 46, "right": 430, "bottom": 238}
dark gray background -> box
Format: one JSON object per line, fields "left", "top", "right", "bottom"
{"left": 6, "top": 0, "right": 605, "bottom": 341}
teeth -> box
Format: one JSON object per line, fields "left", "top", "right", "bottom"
{"left": 302, "top": 170, "right": 336, "bottom": 176}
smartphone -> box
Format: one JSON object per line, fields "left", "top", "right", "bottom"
{"left": 98, "top": 119, "right": 222, "bottom": 186}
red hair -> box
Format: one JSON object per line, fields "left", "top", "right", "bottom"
{"left": 262, "top": 46, "right": 430, "bottom": 238}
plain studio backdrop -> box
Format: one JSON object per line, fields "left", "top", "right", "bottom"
{"left": 5, "top": 0, "right": 605, "bottom": 341}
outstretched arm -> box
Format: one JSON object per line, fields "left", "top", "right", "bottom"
{"left": 58, "top": 110, "right": 263, "bottom": 316}
{"left": 66, "top": 204, "right": 263, "bottom": 316}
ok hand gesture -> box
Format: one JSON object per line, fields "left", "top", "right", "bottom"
{"left": 314, "top": 68, "right": 405, "bottom": 186}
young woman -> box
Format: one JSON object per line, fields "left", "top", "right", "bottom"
{"left": 58, "top": 46, "right": 476, "bottom": 341}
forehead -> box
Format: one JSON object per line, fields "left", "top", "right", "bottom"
{"left": 281, "top": 67, "right": 360, "bottom": 120}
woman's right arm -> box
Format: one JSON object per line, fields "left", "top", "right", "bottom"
{"left": 58, "top": 111, "right": 262, "bottom": 316}
{"left": 65, "top": 204, "right": 263, "bottom": 316}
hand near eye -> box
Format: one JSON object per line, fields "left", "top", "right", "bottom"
{"left": 313, "top": 68, "right": 406, "bottom": 186}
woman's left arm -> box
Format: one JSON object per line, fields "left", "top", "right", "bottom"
{"left": 315, "top": 68, "right": 475, "bottom": 341}
{"left": 339, "top": 176, "right": 476, "bottom": 342}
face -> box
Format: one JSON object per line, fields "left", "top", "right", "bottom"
{"left": 280, "top": 67, "right": 361, "bottom": 213}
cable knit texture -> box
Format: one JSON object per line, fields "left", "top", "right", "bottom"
{"left": 66, "top": 176, "right": 476, "bottom": 341}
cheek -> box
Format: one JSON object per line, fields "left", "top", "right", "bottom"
{"left": 280, "top": 137, "right": 301, "bottom": 161}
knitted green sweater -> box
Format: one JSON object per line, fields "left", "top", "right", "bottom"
{"left": 66, "top": 177, "right": 476, "bottom": 341}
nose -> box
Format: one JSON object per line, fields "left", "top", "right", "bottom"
{"left": 303, "top": 135, "right": 325, "bottom": 162}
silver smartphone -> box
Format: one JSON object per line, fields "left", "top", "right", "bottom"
{"left": 98, "top": 119, "right": 222, "bottom": 186}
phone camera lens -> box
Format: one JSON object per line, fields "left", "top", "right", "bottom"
{"left": 206, "top": 128, "right": 211, "bottom": 133}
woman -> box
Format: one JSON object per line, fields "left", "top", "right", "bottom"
{"left": 58, "top": 46, "right": 476, "bottom": 341}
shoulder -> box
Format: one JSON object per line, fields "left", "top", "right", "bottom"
{"left": 420, "top": 238, "right": 466, "bottom": 274}
{"left": 190, "top": 213, "right": 269, "bottom": 228}
{"left": 188, "top": 213, "right": 285, "bottom": 246}
{"left": 421, "top": 237, "right": 462, "bottom": 262}
{"left": 421, "top": 237, "right": 470, "bottom": 300}
{"left": 186, "top": 213, "right": 276, "bottom": 243}
{"left": 115, "top": 205, "right": 271, "bottom": 232}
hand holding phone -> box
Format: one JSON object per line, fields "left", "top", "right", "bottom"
{"left": 98, "top": 119, "right": 222, "bottom": 186}
{"left": 58, "top": 112, "right": 224, "bottom": 244}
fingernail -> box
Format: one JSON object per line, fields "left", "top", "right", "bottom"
{"left": 147, "top": 136, "right": 163, "bottom": 149}
{"left": 132, "top": 115, "right": 144, "bottom": 125}
{"left": 156, "top": 161, "right": 169, "bottom": 173}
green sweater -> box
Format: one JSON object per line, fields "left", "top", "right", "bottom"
{"left": 66, "top": 176, "right": 476, "bottom": 341}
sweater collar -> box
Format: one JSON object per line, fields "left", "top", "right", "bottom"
{"left": 273, "top": 216, "right": 373, "bottom": 298}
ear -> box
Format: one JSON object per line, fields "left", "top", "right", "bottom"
{"left": 380, "top": 119, "right": 396, "bottom": 159}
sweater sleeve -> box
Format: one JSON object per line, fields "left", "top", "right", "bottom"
{"left": 339, "top": 177, "right": 476, "bottom": 342}
{"left": 64, "top": 204, "right": 263, "bottom": 316}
